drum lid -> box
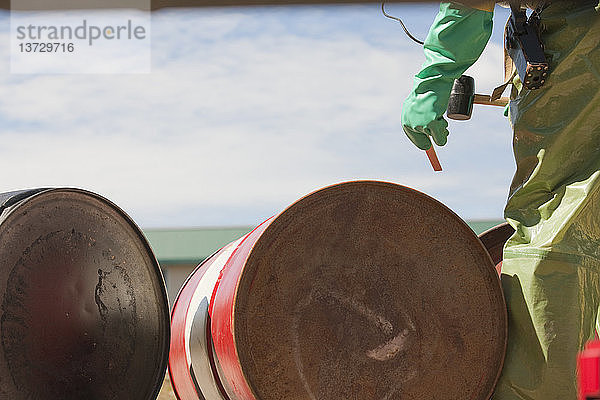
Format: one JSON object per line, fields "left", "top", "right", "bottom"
{"left": 233, "top": 181, "right": 507, "bottom": 400}
{"left": 479, "top": 222, "right": 515, "bottom": 266}
{"left": 0, "top": 188, "right": 169, "bottom": 400}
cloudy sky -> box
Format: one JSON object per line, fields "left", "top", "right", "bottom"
{"left": 0, "top": 3, "right": 513, "bottom": 228}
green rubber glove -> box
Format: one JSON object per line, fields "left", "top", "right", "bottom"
{"left": 402, "top": 2, "right": 494, "bottom": 150}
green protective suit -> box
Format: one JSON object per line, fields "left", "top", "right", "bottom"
{"left": 496, "top": 1, "right": 600, "bottom": 399}
{"left": 404, "top": 1, "right": 600, "bottom": 399}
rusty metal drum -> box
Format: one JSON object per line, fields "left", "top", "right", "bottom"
{"left": 478, "top": 222, "right": 515, "bottom": 275}
{"left": 0, "top": 188, "right": 170, "bottom": 399}
{"left": 170, "top": 181, "right": 507, "bottom": 400}
{"left": 170, "top": 239, "right": 243, "bottom": 400}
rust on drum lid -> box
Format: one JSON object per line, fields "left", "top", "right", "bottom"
{"left": 227, "top": 181, "right": 507, "bottom": 400}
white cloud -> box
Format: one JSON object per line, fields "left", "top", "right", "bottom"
{"left": 0, "top": 6, "right": 515, "bottom": 227}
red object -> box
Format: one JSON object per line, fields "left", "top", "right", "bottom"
{"left": 169, "top": 218, "right": 275, "bottom": 400}
{"left": 169, "top": 245, "right": 230, "bottom": 400}
{"left": 170, "top": 181, "right": 507, "bottom": 400}
{"left": 210, "top": 218, "right": 273, "bottom": 400}
{"left": 426, "top": 146, "right": 442, "bottom": 171}
{"left": 495, "top": 261, "right": 502, "bottom": 276}
{"left": 578, "top": 340, "right": 600, "bottom": 400}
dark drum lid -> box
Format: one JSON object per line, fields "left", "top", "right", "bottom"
{"left": 0, "top": 188, "right": 169, "bottom": 400}
{"left": 233, "top": 181, "right": 507, "bottom": 400}
{"left": 478, "top": 223, "right": 515, "bottom": 266}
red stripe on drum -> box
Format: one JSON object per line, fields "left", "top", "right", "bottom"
{"left": 170, "top": 246, "right": 229, "bottom": 400}
{"left": 210, "top": 218, "right": 274, "bottom": 400}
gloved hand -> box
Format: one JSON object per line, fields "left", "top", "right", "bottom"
{"left": 402, "top": 2, "right": 494, "bottom": 150}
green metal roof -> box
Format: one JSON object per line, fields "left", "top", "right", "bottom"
{"left": 142, "top": 220, "right": 505, "bottom": 266}
{"left": 467, "top": 220, "right": 506, "bottom": 236}
{"left": 143, "top": 226, "right": 253, "bottom": 265}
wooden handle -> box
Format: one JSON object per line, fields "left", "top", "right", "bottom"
{"left": 473, "top": 94, "right": 510, "bottom": 107}
{"left": 426, "top": 147, "right": 442, "bottom": 172}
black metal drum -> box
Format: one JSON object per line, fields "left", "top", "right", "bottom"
{"left": 0, "top": 188, "right": 169, "bottom": 400}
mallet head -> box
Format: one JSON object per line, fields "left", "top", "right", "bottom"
{"left": 447, "top": 75, "right": 475, "bottom": 121}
